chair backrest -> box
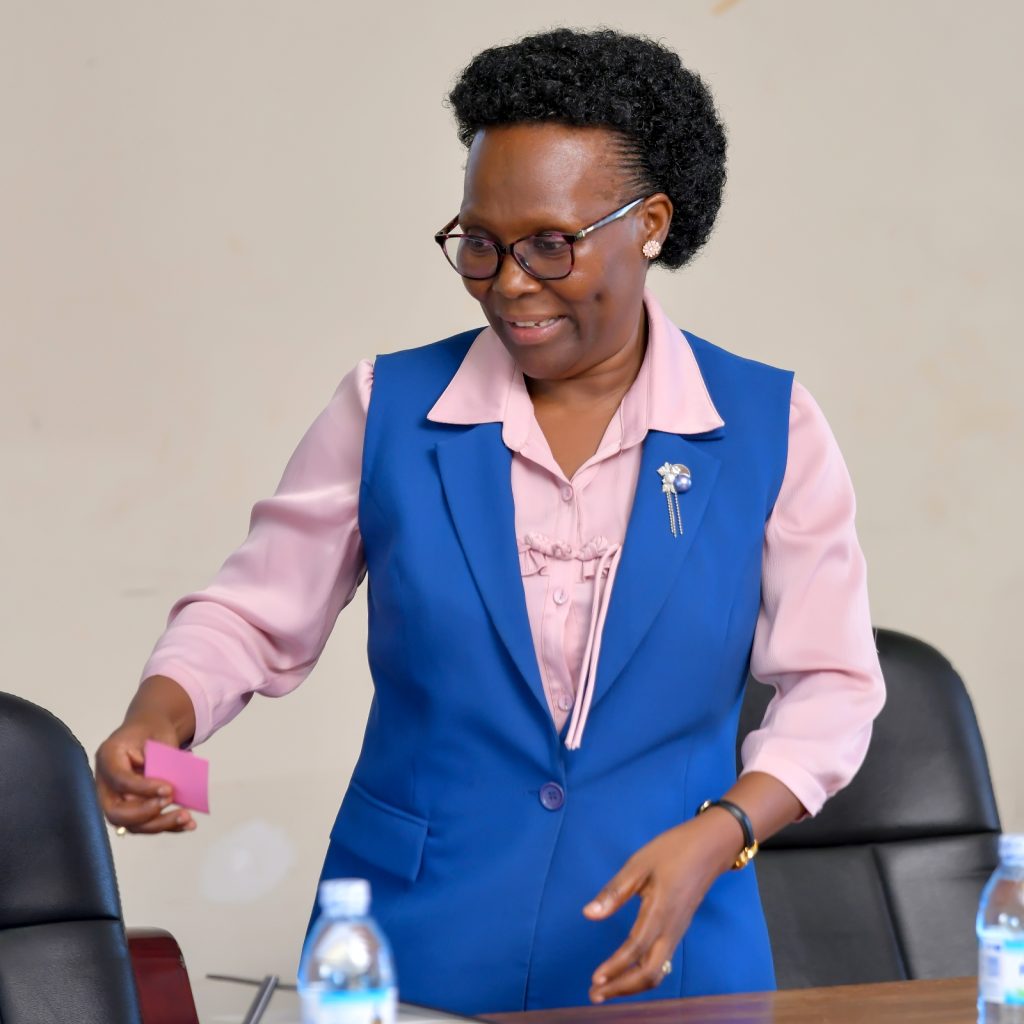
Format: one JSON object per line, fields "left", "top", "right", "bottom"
{"left": 0, "top": 691, "right": 143, "bottom": 1023}
{"left": 738, "top": 627, "right": 1001, "bottom": 988}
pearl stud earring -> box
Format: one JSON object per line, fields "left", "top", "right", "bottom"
{"left": 642, "top": 239, "right": 662, "bottom": 259}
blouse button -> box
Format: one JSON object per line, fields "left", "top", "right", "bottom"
{"left": 552, "top": 588, "right": 568, "bottom": 606}
{"left": 560, "top": 486, "right": 574, "bottom": 502}
{"left": 557, "top": 694, "right": 573, "bottom": 713}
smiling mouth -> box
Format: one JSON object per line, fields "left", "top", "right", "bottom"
{"left": 503, "top": 316, "right": 564, "bottom": 328}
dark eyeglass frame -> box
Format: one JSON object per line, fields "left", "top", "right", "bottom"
{"left": 434, "top": 195, "right": 648, "bottom": 281}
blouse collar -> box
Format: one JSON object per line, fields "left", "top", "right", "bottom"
{"left": 427, "top": 288, "right": 725, "bottom": 447}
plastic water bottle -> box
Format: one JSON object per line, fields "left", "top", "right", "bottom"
{"left": 978, "top": 834, "right": 1024, "bottom": 1023}
{"left": 298, "top": 878, "right": 397, "bottom": 1024}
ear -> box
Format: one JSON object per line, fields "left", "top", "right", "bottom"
{"left": 640, "top": 193, "right": 674, "bottom": 248}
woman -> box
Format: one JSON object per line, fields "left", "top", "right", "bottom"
{"left": 96, "top": 28, "right": 884, "bottom": 1013}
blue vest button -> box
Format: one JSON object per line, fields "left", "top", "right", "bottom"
{"left": 539, "top": 782, "right": 565, "bottom": 811}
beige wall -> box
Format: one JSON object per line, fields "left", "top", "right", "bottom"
{"left": 3, "top": 0, "right": 1022, "bottom": 1017}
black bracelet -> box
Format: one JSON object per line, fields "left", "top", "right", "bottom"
{"left": 696, "top": 798, "right": 759, "bottom": 870}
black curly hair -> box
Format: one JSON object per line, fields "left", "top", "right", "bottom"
{"left": 447, "top": 27, "right": 727, "bottom": 270}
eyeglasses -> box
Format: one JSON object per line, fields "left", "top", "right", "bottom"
{"left": 434, "top": 196, "right": 647, "bottom": 281}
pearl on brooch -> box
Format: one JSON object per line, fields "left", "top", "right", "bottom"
{"left": 657, "top": 462, "right": 693, "bottom": 538}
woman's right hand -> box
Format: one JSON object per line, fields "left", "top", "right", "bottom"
{"left": 95, "top": 676, "right": 199, "bottom": 834}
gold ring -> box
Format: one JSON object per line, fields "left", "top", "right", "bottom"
{"left": 115, "top": 826, "right": 127, "bottom": 836}
{"left": 661, "top": 959, "right": 672, "bottom": 976}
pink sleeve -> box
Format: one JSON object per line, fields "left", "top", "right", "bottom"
{"left": 740, "top": 381, "right": 886, "bottom": 817}
{"left": 140, "top": 359, "right": 374, "bottom": 746}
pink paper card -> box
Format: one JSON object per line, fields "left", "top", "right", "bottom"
{"left": 143, "top": 740, "right": 210, "bottom": 813}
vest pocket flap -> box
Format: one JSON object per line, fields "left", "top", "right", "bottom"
{"left": 330, "top": 782, "right": 428, "bottom": 882}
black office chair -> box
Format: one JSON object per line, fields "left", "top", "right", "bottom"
{"left": 0, "top": 691, "right": 143, "bottom": 1023}
{"left": 738, "top": 627, "right": 1000, "bottom": 988}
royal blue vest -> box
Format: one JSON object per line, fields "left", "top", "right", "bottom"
{"left": 311, "top": 327, "right": 793, "bottom": 1013}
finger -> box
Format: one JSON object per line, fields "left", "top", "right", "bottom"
{"left": 102, "top": 793, "right": 174, "bottom": 828}
{"left": 123, "top": 809, "right": 197, "bottom": 835}
{"left": 591, "top": 935, "right": 675, "bottom": 1003}
{"left": 97, "top": 754, "right": 168, "bottom": 797}
{"left": 583, "top": 862, "right": 645, "bottom": 920}
{"left": 98, "top": 748, "right": 172, "bottom": 799}
{"left": 591, "top": 891, "right": 665, "bottom": 987}
{"left": 97, "top": 776, "right": 172, "bottom": 825}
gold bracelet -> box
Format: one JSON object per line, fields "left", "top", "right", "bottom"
{"left": 696, "top": 799, "right": 759, "bottom": 870}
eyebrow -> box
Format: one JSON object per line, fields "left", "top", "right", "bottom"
{"left": 458, "top": 208, "right": 576, "bottom": 238}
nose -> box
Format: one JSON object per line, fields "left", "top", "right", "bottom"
{"left": 491, "top": 250, "right": 542, "bottom": 300}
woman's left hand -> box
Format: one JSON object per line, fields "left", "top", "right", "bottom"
{"left": 583, "top": 809, "right": 744, "bottom": 1004}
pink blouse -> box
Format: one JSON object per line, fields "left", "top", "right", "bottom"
{"left": 141, "top": 290, "right": 885, "bottom": 816}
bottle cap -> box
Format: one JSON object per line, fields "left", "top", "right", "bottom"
{"left": 318, "top": 878, "right": 371, "bottom": 917}
{"left": 999, "top": 834, "right": 1024, "bottom": 867}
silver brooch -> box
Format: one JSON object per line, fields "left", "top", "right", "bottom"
{"left": 657, "top": 463, "right": 692, "bottom": 538}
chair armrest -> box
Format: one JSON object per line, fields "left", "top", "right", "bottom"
{"left": 127, "top": 927, "right": 201, "bottom": 1024}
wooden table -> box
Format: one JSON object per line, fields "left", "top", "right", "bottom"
{"left": 484, "top": 977, "right": 977, "bottom": 1024}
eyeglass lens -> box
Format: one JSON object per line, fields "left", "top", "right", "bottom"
{"left": 444, "top": 234, "right": 573, "bottom": 281}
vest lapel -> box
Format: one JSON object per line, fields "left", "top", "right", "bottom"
{"left": 435, "top": 425, "right": 549, "bottom": 719}
{"left": 592, "top": 430, "right": 723, "bottom": 707}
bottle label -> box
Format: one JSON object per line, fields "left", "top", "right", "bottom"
{"left": 980, "top": 936, "right": 1024, "bottom": 1005}
{"left": 301, "top": 986, "right": 397, "bottom": 1024}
